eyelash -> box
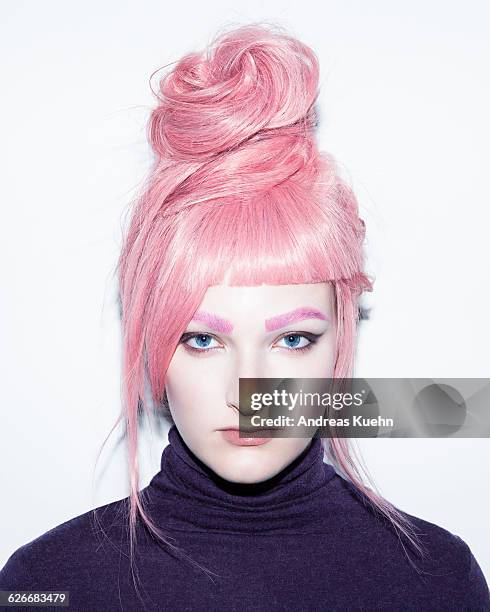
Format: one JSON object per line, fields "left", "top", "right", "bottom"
{"left": 179, "top": 331, "right": 321, "bottom": 356}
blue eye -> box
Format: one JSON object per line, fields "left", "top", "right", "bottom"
{"left": 179, "top": 331, "right": 321, "bottom": 356}
{"left": 276, "top": 333, "right": 313, "bottom": 351}
{"left": 185, "top": 334, "right": 219, "bottom": 350}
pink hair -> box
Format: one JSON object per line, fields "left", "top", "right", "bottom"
{"left": 98, "top": 22, "right": 428, "bottom": 591}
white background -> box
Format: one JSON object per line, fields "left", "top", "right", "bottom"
{"left": 1, "top": 0, "right": 489, "bottom": 581}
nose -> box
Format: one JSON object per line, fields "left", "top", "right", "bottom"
{"left": 225, "top": 352, "right": 263, "bottom": 416}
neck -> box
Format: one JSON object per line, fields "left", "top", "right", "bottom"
{"left": 144, "top": 425, "right": 337, "bottom": 535}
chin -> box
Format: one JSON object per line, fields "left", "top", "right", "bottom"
{"left": 215, "top": 453, "right": 280, "bottom": 484}
{"left": 221, "top": 469, "right": 275, "bottom": 485}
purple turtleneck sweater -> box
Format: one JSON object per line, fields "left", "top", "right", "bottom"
{"left": 1, "top": 425, "right": 488, "bottom": 611}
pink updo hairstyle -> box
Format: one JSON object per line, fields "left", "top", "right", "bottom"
{"left": 99, "top": 22, "right": 427, "bottom": 582}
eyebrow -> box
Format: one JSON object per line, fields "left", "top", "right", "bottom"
{"left": 264, "top": 307, "right": 328, "bottom": 332}
{"left": 191, "top": 307, "right": 328, "bottom": 334}
{"left": 191, "top": 310, "right": 234, "bottom": 334}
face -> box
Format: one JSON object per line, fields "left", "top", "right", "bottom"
{"left": 165, "top": 282, "right": 337, "bottom": 484}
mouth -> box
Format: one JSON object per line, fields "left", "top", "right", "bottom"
{"left": 218, "top": 427, "right": 276, "bottom": 447}
{"left": 218, "top": 426, "right": 275, "bottom": 434}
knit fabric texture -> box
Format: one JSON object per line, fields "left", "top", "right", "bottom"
{"left": 1, "top": 425, "right": 489, "bottom": 611}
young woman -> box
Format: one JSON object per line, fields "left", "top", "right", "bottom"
{"left": 1, "top": 23, "right": 488, "bottom": 611}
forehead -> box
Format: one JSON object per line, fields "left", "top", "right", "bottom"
{"left": 193, "top": 282, "right": 335, "bottom": 324}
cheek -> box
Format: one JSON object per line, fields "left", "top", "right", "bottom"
{"left": 165, "top": 350, "right": 224, "bottom": 417}
{"left": 311, "top": 337, "right": 337, "bottom": 376}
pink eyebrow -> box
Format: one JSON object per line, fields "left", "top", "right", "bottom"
{"left": 192, "top": 310, "right": 233, "bottom": 334}
{"left": 265, "top": 307, "right": 327, "bottom": 332}
{"left": 191, "top": 306, "right": 327, "bottom": 335}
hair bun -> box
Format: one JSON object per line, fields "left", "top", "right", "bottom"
{"left": 149, "top": 24, "right": 320, "bottom": 161}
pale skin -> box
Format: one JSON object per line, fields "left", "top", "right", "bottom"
{"left": 165, "top": 282, "right": 337, "bottom": 484}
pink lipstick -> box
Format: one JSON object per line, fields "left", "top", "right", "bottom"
{"left": 220, "top": 428, "right": 272, "bottom": 446}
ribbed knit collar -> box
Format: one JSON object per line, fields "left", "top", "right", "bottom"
{"left": 144, "top": 425, "right": 337, "bottom": 535}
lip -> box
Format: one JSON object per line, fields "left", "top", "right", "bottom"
{"left": 219, "top": 427, "right": 273, "bottom": 447}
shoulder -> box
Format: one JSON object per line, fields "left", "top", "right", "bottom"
{"left": 402, "top": 512, "right": 490, "bottom": 608}
{"left": 326, "top": 472, "right": 490, "bottom": 607}
{"left": 0, "top": 497, "right": 131, "bottom": 591}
